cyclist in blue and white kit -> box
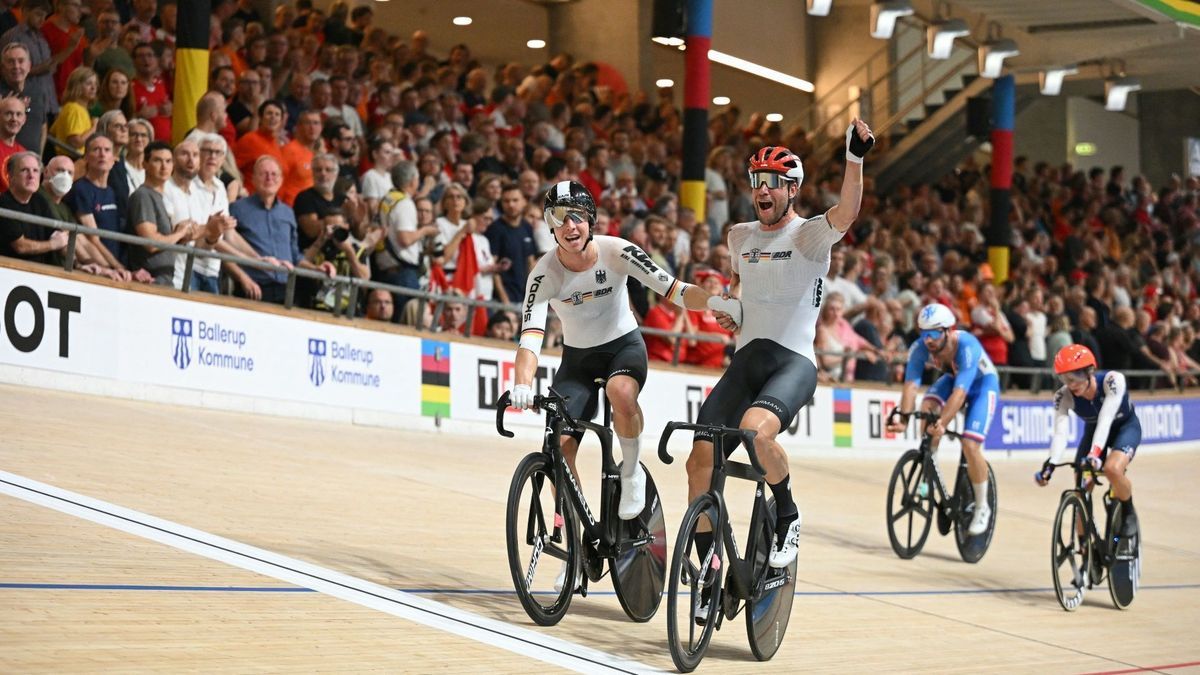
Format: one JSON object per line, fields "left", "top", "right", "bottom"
{"left": 888, "top": 302, "right": 1000, "bottom": 536}
{"left": 1035, "top": 344, "right": 1140, "bottom": 537}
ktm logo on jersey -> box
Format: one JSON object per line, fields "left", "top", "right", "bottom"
{"left": 743, "top": 248, "right": 793, "bottom": 263}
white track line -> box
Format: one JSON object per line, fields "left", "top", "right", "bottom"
{"left": 0, "top": 470, "right": 659, "bottom": 674}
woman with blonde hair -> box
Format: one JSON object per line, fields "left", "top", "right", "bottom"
{"left": 50, "top": 66, "right": 99, "bottom": 155}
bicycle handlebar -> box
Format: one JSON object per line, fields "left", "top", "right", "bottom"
{"left": 887, "top": 409, "right": 965, "bottom": 441}
{"left": 495, "top": 391, "right": 515, "bottom": 437}
{"left": 1046, "top": 461, "right": 1105, "bottom": 486}
{"left": 494, "top": 388, "right": 578, "bottom": 439}
{"left": 657, "top": 421, "right": 764, "bottom": 476}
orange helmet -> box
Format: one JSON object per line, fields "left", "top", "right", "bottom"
{"left": 1053, "top": 344, "right": 1097, "bottom": 374}
{"left": 748, "top": 146, "right": 804, "bottom": 183}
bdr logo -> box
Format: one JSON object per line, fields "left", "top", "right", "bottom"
{"left": 477, "top": 358, "right": 555, "bottom": 411}
{"left": 1, "top": 285, "right": 81, "bottom": 357}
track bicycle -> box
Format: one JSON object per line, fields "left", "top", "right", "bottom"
{"left": 496, "top": 385, "right": 667, "bottom": 626}
{"left": 657, "top": 421, "right": 797, "bottom": 672}
{"left": 885, "top": 410, "right": 998, "bottom": 563}
{"left": 1047, "top": 461, "right": 1141, "bottom": 611}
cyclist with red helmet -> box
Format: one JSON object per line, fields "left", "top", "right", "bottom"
{"left": 687, "top": 119, "right": 875, "bottom": 576}
{"left": 1036, "top": 344, "right": 1140, "bottom": 536}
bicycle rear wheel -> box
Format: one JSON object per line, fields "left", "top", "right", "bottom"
{"left": 954, "top": 462, "right": 998, "bottom": 563}
{"left": 611, "top": 463, "right": 667, "bottom": 622}
{"left": 1107, "top": 504, "right": 1140, "bottom": 609}
{"left": 886, "top": 449, "right": 932, "bottom": 559}
{"left": 666, "top": 492, "right": 723, "bottom": 673}
{"left": 746, "top": 497, "right": 797, "bottom": 662}
{"left": 1051, "top": 491, "right": 1089, "bottom": 611}
{"left": 505, "top": 452, "right": 578, "bottom": 626}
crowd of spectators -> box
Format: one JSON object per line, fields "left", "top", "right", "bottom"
{"left": 0, "top": 0, "right": 1196, "bottom": 388}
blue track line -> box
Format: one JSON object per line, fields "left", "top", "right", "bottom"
{"left": 4, "top": 582, "right": 1200, "bottom": 595}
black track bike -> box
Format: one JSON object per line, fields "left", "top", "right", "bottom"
{"left": 1047, "top": 461, "right": 1141, "bottom": 611}
{"left": 496, "top": 386, "right": 667, "bottom": 626}
{"left": 884, "top": 410, "right": 998, "bottom": 563}
{"left": 657, "top": 421, "right": 797, "bottom": 672}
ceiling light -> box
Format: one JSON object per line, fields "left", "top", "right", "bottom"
{"left": 452, "top": 16, "right": 472, "bottom": 26}
{"left": 1038, "top": 65, "right": 1078, "bottom": 96}
{"left": 766, "top": 113, "right": 783, "bottom": 122}
{"left": 926, "top": 18, "right": 968, "bottom": 59}
{"left": 651, "top": 36, "right": 685, "bottom": 47}
{"left": 656, "top": 78, "right": 674, "bottom": 88}
{"left": 1105, "top": 76, "right": 1141, "bottom": 111}
{"left": 712, "top": 96, "right": 730, "bottom": 105}
{"left": 707, "top": 49, "right": 814, "bottom": 92}
{"left": 526, "top": 39, "right": 546, "bottom": 49}
{"left": 870, "top": 1, "right": 913, "bottom": 40}
{"left": 808, "top": 0, "right": 833, "bottom": 16}
{"left": 978, "top": 38, "right": 1018, "bottom": 78}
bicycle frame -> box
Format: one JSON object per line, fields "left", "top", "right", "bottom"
{"left": 1060, "top": 465, "right": 1113, "bottom": 571}
{"left": 905, "top": 410, "right": 967, "bottom": 515}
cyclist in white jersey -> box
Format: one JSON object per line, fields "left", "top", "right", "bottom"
{"left": 688, "top": 119, "right": 875, "bottom": 571}
{"left": 509, "top": 180, "right": 728, "bottom": 526}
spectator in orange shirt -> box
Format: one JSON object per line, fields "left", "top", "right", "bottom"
{"left": 233, "top": 99, "right": 285, "bottom": 194}
{"left": 279, "top": 109, "right": 323, "bottom": 206}
{"left": 42, "top": 0, "right": 95, "bottom": 100}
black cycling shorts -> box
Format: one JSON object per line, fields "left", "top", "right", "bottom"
{"left": 693, "top": 338, "right": 817, "bottom": 454}
{"left": 1074, "top": 414, "right": 1141, "bottom": 466}
{"left": 553, "top": 329, "right": 648, "bottom": 442}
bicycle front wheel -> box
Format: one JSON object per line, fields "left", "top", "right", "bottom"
{"left": 666, "top": 492, "right": 723, "bottom": 673}
{"left": 611, "top": 463, "right": 667, "bottom": 623}
{"left": 506, "top": 452, "right": 578, "bottom": 626}
{"left": 886, "top": 449, "right": 932, "bottom": 559}
{"left": 1051, "top": 491, "right": 1089, "bottom": 611}
{"left": 746, "top": 497, "right": 797, "bottom": 662}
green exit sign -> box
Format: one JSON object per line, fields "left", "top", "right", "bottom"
{"left": 1075, "top": 142, "right": 1097, "bottom": 156}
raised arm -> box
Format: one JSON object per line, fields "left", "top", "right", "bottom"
{"left": 827, "top": 119, "right": 874, "bottom": 232}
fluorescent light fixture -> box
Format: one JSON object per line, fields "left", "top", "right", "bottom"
{"left": 1038, "top": 65, "right": 1078, "bottom": 96}
{"left": 652, "top": 36, "right": 685, "bottom": 47}
{"left": 452, "top": 16, "right": 472, "bottom": 26}
{"left": 1105, "top": 76, "right": 1141, "bottom": 111}
{"left": 656, "top": 78, "right": 675, "bottom": 88}
{"left": 707, "top": 49, "right": 815, "bottom": 92}
{"left": 808, "top": 0, "right": 833, "bottom": 16}
{"left": 526, "top": 39, "right": 546, "bottom": 49}
{"left": 652, "top": 41, "right": 815, "bottom": 92}
{"left": 712, "top": 96, "right": 730, "bottom": 105}
{"left": 870, "top": 0, "right": 913, "bottom": 40}
{"left": 765, "top": 113, "right": 783, "bottom": 122}
{"left": 926, "top": 18, "right": 969, "bottom": 59}
{"left": 977, "top": 38, "right": 1018, "bottom": 78}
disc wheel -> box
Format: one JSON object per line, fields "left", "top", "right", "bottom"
{"left": 505, "top": 453, "right": 578, "bottom": 625}
{"left": 746, "top": 497, "right": 797, "bottom": 662}
{"left": 611, "top": 462, "right": 668, "bottom": 622}
{"left": 1051, "top": 491, "right": 1090, "bottom": 612}
{"left": 954, "top": 462, "right": 998, "bottom": 563}
{"left": 886, "top": 449, "right": 932, "bottom": 559}
{"left": 666, "top": 492, "right": 723, "bottom": 673}
{"left": 1107, "top": 504, "right": 1140, "bottom": 609}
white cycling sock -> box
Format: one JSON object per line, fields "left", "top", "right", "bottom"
{"left": 618, "top": 435, "right": 640, "bottom": 479}
{"left": 974, "top": 480, "right": 989, "bottom": 510}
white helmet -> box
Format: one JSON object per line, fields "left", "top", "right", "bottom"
{"left": 917, "top": 303, "right": 956, "bottom": 331}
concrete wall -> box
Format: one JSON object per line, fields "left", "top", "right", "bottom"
{"left": 1067, "top": 97, "right": 1140, "bottom": 177}
{"left": 1137, "top": 90, "right": 1200, "bottom": 186}
{"left": 1013, "top": 97, "right": 1068, "bottom": 168}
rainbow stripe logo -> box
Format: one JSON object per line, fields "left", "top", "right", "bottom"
{"left": 834, "top": 388, "right": 852, "bottom": 447}
{"left": 421, "top": 340, "right": 450, "bottom": 417}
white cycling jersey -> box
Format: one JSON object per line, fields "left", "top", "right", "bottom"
{"left": 518, "top": 235, "right": 689, "bottom": 353}
{"left": 728, "top": 211, "right": 844, "bottom": 362}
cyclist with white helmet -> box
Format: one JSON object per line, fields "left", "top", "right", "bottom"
{"left": 687, "top": 119, "right": 876, "bottom": 578}
{"left": 888, "top": 302, "right": 1001, "bottom": 536}
{"left": 509, "top": 180, "right": 725, "bottom": 532}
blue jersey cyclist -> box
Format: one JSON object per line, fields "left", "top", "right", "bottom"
{"left": 887, "top": 302, "right": 1001, "bottom": 536}
{"left": 1035, "top": 344, "right": 1140, "bottom": 536}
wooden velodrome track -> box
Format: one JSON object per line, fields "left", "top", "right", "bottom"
{"left": 3, "top": 381, "right": 1200, "bottom": 673}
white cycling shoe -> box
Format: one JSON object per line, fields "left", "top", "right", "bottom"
{"left": 553, "top": 561, "right": 582, "bottom": 593}
{"left": 968, "top": 503, "right": 991, "bottom": 536}
{"left": 769, "top": 512, "right": 802, "bottom": 568}
{"left": 618, "top": 465, "right": 647, "bottom": 520}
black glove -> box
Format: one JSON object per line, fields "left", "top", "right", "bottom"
{"left": 846, "top": 123, "right": 875, "bottom": 163}
{"left": 1035, "top": 459, "right": 1054, "bottom": 484}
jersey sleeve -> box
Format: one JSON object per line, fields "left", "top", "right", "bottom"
{"left": 1088, "top": 371, "right": 1127, "bottom": 455}
{"left": 952, "top": 334, "right": 982, "bottom": 391}
{"left": 904, "top": 340, "right": 928, "bottom": 383}
{"left": 609, "top": 238, "right": 690, "bottom": 305}
{"left": 1048, "top": 386, "right": 1075, "bottom": 464}
{"left": 517, "top": 257, "right": 559, "bottom": 355}
{"left": 727, "top": 224, "right": 752, "bottom": 276}
{"left": 790, "top": 210, "right": 846, "bottom": 262}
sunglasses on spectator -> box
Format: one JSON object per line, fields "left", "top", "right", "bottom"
{"left": 748, "top": 171, "right": 793, "bottom": 189}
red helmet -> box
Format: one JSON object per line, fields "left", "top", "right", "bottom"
{"left": 748, "top": 146, "right": 804, "bottom": 183}
{"left": 1053, "top": 344, "right": 1097, "bottom": 374}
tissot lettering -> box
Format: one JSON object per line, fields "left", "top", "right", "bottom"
{"left": 1, "top": 285, "right": 81, "bottom": 357}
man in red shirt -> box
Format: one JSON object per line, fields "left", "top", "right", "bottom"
{"left": 131, "top": 42, "right": 171, "bottom": 141}
{"left": 279, "top": 109, "right": 323, "bottom": 206}
{"left": 233, "top": 99, "right": 285, "bottom": 194}
{"left": 41, "top": 0, "right": 91, "bottom": 99}
{"left": 685, "top": 269, "right": 734, "bottom": 368}
{"left": 642, "top": 294, "right": 692, "bottom": 363}
{"left": 0, "top": 95, "right": 27, "bottom": 192}
{"left": 577, "top": 141, "right": 609, "bottom": 201}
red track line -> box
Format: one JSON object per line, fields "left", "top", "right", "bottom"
{"left": 1079, "top": 660, "right": 1200, "bottom": 675}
